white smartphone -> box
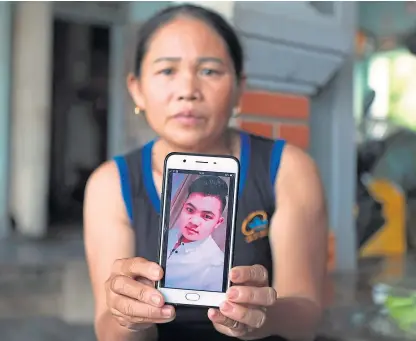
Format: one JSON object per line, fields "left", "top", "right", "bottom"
{"left": 157, "top": 152, "right": 239, "bottom": 308}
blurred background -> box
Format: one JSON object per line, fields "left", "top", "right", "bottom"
{"left": 0, "top": 1, "right": 416, "bottom": 340}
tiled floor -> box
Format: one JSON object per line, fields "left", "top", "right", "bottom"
{"left": 0, "top": 229, "right": 415, "bottom": 341}
{"left": 0, "top": 227, "right": 85, "bottom": 266}
{"left": 320, "top": 256, "right": 416, "bottom": 341}
{"left": 0, "top": 318, "right": 95, "bottom": 341}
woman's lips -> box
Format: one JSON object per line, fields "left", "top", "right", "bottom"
{"left": 172, "top": 111, "right": 204, "bottom": 125}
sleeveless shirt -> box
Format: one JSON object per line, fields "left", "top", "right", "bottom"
{"left": 114, "top": 131, "right": 287, "bottom": 341}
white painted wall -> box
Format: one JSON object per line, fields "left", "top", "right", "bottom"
{"left": 10, "top": 2, "right": 53, "bottom": 238}
{"left": 174, "top": 1, "right": 235, "bottom": 21}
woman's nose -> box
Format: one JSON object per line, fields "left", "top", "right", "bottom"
{"left": 176, "top": 72, "right": 201, "bottom": 101}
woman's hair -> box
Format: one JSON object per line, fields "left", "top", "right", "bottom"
{"left": 134, "top": 4, "right": 244, "bottom": 82}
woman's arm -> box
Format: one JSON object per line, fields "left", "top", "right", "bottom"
{"left": 208, "top": 144, "right": 329, "bottom": 340}
{"left": 84, "top": 161, "right": 158, "bottom": 341}
{"left": 263, "top": 144, "right": 329, "bottom": 340}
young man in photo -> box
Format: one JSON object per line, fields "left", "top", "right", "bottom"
{"left": 165, "top": 175, "right": 228, "bottom": 292}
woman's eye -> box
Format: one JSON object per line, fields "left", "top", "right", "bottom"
{"left": 200, "top": 68, "right": 219, "bottom": 76}
{"left": 158, "top": 68, "right": 174, "bottom": 75}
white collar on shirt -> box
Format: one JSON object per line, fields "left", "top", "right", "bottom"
{"left": 168, "top": 227, "right": 224, "bottom": 266}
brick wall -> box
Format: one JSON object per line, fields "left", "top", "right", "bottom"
{"left": 237, "top": 90, "right": 340, "bottom": 277}
{"left": 238, "top": 90, "right": 310, "bottom": 149}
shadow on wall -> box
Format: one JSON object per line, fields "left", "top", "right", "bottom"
{"left": 169, "top": 174, "right": 229, "bottom": 251}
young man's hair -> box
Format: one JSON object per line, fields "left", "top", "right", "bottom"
{"left": 188, "top": 176, "right": 228, "bottom": 212}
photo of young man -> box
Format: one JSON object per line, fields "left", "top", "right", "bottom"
{"left": 164, "top": 175, "right": 229, "bottom": 292}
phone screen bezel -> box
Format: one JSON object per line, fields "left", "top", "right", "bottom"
{"left": 156, "top": 152, "right": 240, "bottom": 308}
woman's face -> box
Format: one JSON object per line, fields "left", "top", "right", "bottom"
{"left": 128, "top": 17, "right": 243, "bottom": 149}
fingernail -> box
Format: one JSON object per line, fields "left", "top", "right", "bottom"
{"left": 151, "top": 266, "right": 161, "bottom": 278}
{"left": 227, "top": 288, "right": 238, "bottom": 300}
{"left": 220, "top": 302, "right": 232, "bottom": 312}
{"left": 151, "top": 295, "right": 161, "bottom": 305}
{"left": 162, "top": 307, "right": 173, "bottom": 317}
{"left": 232, "top": 270, "right": 240, "bottom": 280}
{"left": 208, "top": 308, "right": 217, "bottom": 318}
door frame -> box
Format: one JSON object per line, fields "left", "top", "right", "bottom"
{"left": 53, "top": 2, "right": 127, "bottom": 158}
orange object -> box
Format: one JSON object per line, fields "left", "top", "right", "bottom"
{"left": 327, "top": 231, "right": 336, "bottom": 272}
{"left": 324, "top": 231, "right": 336, "bottom": 307}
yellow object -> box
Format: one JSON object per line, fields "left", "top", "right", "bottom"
{"left": 360, "top": 179, "right": 407, "bottom": 257}
{"left": 134, "top": 106, "right": 142, "bottom": 115}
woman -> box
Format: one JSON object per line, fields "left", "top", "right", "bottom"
{"left": 84, "top": 4, "right": 328, "bottom": 341}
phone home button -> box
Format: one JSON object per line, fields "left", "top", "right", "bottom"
{"left": 185, "top": 293, "right": 200, "bottom": 301}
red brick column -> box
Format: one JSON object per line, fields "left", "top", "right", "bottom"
{"left": 238, "top": 90, "right": 310, "bottom": 149}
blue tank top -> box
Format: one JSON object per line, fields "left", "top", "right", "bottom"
{"left": 114, "top": 131, "right": 287, "bottom": 341}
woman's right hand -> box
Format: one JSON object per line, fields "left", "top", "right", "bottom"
{"left": 105, "top": 257, "right": 176, "bottom": 331}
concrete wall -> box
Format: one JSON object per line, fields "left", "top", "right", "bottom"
{"left": 359, "top": 2, "right": 416, "bottom": 39}
{"left": 0, "top": 1, "right": 12, "bottom": 237}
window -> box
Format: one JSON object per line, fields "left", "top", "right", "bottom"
{"left": 365, "top": 50, "right": 416, "bottom": 136}
{"left": 368, "top": 56, "right": 390, "bottom": 120}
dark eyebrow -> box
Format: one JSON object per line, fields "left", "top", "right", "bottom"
{"left": 153, "top": 57, "right": 224, "bottom": 65}
{"left": 153, "top": 57, "right": 180, "bottom": 64}
{"left": 185, "top": 202, "right": 196, "bottom": 209}
{"left": 198, "top": 57, "right": 224, "bottom": 65}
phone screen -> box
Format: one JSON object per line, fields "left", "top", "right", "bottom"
{"left": 159, "top": 169, "right": 237, "bottom": 293}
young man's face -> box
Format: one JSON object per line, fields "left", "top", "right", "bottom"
{"left": 178, "top": 192, "right": 224, "bottom": 241}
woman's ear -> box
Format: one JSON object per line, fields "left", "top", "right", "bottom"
{"left": 126, "top": 73, "right": 145, "bottom": 109}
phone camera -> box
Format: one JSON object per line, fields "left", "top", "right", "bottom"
{"left": 183, "top": 159, "right": 186, "bottom": 163}
{"left": 214, "top": 162, "right": 217, "bottom": 164}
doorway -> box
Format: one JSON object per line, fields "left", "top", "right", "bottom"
{"left": 48, "top": 19, "right": 110, "bottom": 230}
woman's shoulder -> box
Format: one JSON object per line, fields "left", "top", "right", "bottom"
{"left": 277, "top": 143, "right": 321, "bottom": 191}
{"left": 86, "top": 160, "right": 122, "bottom": 199}
{"left": 84, "top": 159, "right": 131, "bottom": 226}
{"left": 86, "top": 143, "right": 146, "bottom": 197}
{"left": 280, "top": 144, "right": 316, "bottom": 171}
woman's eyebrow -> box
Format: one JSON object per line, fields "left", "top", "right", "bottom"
{"left": 153, "top": 57, "right": 224, "bottom": 64}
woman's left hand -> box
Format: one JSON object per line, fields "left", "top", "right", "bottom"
{"left": 208, "top": 265, "right": 277, "bottom": 339}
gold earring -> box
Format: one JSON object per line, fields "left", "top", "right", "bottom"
{"left": 232, "top": 107, "right": 241, "bottom": 118}
{"left": 134, "top": 106, "right": 143, "bottom": 116}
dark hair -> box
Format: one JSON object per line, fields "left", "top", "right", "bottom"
{"left": 134, "top": 4, "right": 244, "bottom": 82}
{"left": 188, "top": 175, "right": 228, "bottom": 212}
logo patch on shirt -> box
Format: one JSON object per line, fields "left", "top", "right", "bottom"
{"left": 241, "top": 210, "right": 270, "bottom": 243}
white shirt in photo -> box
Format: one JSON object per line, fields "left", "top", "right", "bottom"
{"left": 164, "top": 227, "right": 225, "bottom": 292}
